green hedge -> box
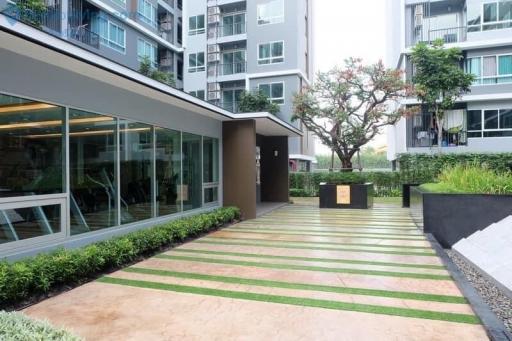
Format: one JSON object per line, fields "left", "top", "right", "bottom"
{"left": 290, "top": 172, "right": 401, "bottom": 197}
{"left": 398, "top": 153, "right": 512, "bottom": 184}
{"left": 0, "top": 311, "right": 81, "bottom": 340}
{"left": 0, "top": 207, "right": 240, "bottom": 308}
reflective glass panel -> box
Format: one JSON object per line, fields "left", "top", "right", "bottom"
{"left": 182, "top": 133, "right": 202, "bottom": 210}
{"left": 156, "top": 128, "right": 182, "bottom": 216}
{"left": 0, "top": 204, "right": 60, "bottom": 244}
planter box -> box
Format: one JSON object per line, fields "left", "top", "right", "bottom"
{"left": 410, "top": 187, "right": 512, "bottom": 248}
{"left": 319, "top": 183, "right": 373, "bottom": 209}
{"left": 402, "top": 183, "right": 420, "bottom": 208}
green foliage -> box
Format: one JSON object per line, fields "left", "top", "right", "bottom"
{"left": 12, "top": 0, "right": 47, "bottom": 27}
{"left": 289, "top": 172, "right": 401, "bottom": 197}
{"left": 410, "top": 40, "right": 474, "bottom": 148}
{"left": 420, "top": 164, "right": 512, "bottom": 195}
{"left": 398, "top": 153, "right": 512, "bottom": 184}
{"left": 293, "top": 58, "right": 410, "bottom": 169}
{"left": 0, "top": 207, "right": 240, "bottom": 308}
{"left": 315, "top": 147, "right": 391, "bottom": 170}
{"left": 0, "top": 311, "right": 81, "bottom": 340}
{"left": 139, "top": 56, "right": 176, "bottom": 87}
{"left": 238, "top": 91, "right": 280, "bottom": 115}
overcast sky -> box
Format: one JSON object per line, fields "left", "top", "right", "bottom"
{"left": 312, "top": 0, "right": 388, "bottom": 155}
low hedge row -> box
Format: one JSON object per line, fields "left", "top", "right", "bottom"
{"left": 0, "top": 311, "right": 81, "bottom": 340}
{"left": 290, "top": 172, "right": 401, "bottom": 197}
{"left": 0, "top": 207, "right": 240, "bottom": 308}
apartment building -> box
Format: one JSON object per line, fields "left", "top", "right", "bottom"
{"left": 182, "top": 0, "right": 316, "bottom": 171}
{"left": 0, "top": 0, "right": 300, "bottom": 259}
{"left": 386, "top": 0, "right": 512, "bottom": 162}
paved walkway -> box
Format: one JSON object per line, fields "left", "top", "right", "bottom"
{"left": 25, "top": 199, "right": 489, "bottom": 340}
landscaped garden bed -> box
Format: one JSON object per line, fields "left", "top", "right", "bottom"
{"left": 410, "top": 165, "right": 512, "bottom": 247}
{"left": 0, "top": 311, "right": 81, "bottom": 340}
{"left": 0, "top": 207, "right": 240, "bottom": 309}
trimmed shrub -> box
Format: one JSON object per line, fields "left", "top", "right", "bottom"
{"left": 399, "top": 153, "right": 512, "bottom": 184}
{"left": 289, "top": 172, "right": 400, "bottom": 197}
{"left": 0, "top": 207, "right": 240, "bottom": 308}
{"left": 0, "top": 311, "right": 81, "bottom": 340}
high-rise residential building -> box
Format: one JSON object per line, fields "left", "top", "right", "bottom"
{"left": 386, "top": 0, "right": 512, "bottom": 163}
{"left": 0, "top": 0, "right": 301, "bottom": 258}
{"left": 183, "top": 0, "right": 316, "bottom": 171}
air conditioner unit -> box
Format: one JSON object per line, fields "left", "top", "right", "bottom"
{"left": 207, "top": 6, "right": 220, "bottom": 15}
{"left": 208, "top": 82, "right": 221, "bottom": 92}
{"left": 207, "top": 53, "right": 220, "bottom": 63}
{"left": 208, "top": 14, "right": 220, "bottom": 24}
{"left": 207, "top": 44, "right": 220, "bottom": 54}
{"left": 208, "top": 91, "right": 221, "bottom": 101}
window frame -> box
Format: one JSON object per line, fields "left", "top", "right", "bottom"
{"left": 257, "top": 0, "right": 285, "bottom": 26}
{"left": 188, "top": 14, "right": 206, "bottom": 35}
{"left": 468, "top": 1, "right": 512, "bottom": 32}
{"left": 258, "top": 81, "right": 285, "bottom": 105}
{"left": 467, "top": 108, "right": 512, "bottom": 138}
{"left": 137, "top": 38, "right": 158, "bottom": 67}
{"left": 189, "top": 90, "right": 205, "bottom": 100}
{"left": 257, "top": 41, "right": 285, "bottom": 65}
{"left": 466, "top": 53, "right": 512, "bottom": 85}
{"left": 137, "top": 0, "right": 157, "bottom": 28}
{"left": 188, "top": 52, "right": 206, "bottom": 73}
{"left": 98, "top": 17, "right": 126, "bottom": 54}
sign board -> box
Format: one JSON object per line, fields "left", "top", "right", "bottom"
{"left": 336, "top": 185, "right": 351, "bottom": 204}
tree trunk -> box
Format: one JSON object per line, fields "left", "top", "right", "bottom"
{"left": 340, "top": 158, "right": 353, "bottom": 172}
{"left": 437, "top": 111, "right": 443, "bottom": 153}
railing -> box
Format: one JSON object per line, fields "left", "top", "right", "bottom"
{"left": 407, "top": 113, "right": 468, "bottom": 148}
{"left": 413, "top": 26, "right": 467, "bottom": 45}
{"left": 209, "top": 100, "right": 240, "bottom": 113}
{"left": 68, "top": 26, "right": 100, "bottom": 49}
{"left": 208, "top": 22, "right": 246, "bottom": 39}
{"left": 209, "top": 62, "right": 246, "bottom": 77}
{"left": 1, "top": 0, "right": 61, "bottom": 34}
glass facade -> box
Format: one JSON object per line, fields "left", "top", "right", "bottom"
{"left": 0, "top": 92, "right": 221, "bottom": 249}
{"left": 0, "top": 94, "right": 65, "bottom": 198}
{"left": 182, "top": 133, "right": 202, "bottom": 210}
{"left": 467, "top": 108, "right": 512, "bottom": 138}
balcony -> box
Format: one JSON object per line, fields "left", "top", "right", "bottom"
{"left": 68, "top": 26, "right": 100, "bottom": 49}
{"left": 218, "top": 100, "right": 240, "bottom": 113}
{"left": 413, "top": 26, "right": 467, "bottom": 45}
{"left": 208, "top": 22, "right": 246, "bottom": 39}
{"left": 208, "top": 62, "right": 246, "bottom": 78}
{"left": 407, "top": 110, "right": 468, "bottom": 148}
{"left": 1, "top": 0, "right": 61, "bottom": 34}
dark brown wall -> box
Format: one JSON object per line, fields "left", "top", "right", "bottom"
{"left": 222, "top": 120, "right": 257, "bottom": 219}
{"left": 260, "top": 136, "right": 289, "bottom": 203}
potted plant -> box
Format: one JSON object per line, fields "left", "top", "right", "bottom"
{"left": 319, "top": 174, "right": 373, "bottom": 209}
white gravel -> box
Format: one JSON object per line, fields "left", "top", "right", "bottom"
{"left": 447, "top": 250, "right": 512, "bottom": 333}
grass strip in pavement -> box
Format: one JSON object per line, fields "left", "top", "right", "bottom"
{"left": 205, "top": 236, "right": 435, "bottom": 251}
{"left": 194, "top": 240, "right": 437, "bottom": 257}
{"left": 98, "top": 276, "right": 479, "bottom": 324}
{"left": 123, "top": 267, "right": 465, "bottom": 303}
{"left": 170, "top": 248, "right": 445, "bottom": 270}
{"left": 154, "top": 254, "right": 451, "bottom": 280}
{"left": 225, "top": 228, "right": 427, "bottom": 241}
{"left": 241, "top": 221, "right": 419, "bottom": 231}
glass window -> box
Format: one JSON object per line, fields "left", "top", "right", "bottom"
{"left": 257, "top": 0, "right": 284, "bottom": 25}
{"left": 484, "top": 110, "right": 499, "bottom": 129}
{"left": 0, "top": 204, "right": 61, "bottom": 244}
{"left": 500, "top": 109, "right": 512, "bottom": 129}
{"left": 137, "top": 39, "right": 157, "bottom": 67}
{"left": 467, "top": 110, "right": 482, "bottom": 131}
{"left": 0, "top": 94, "right": 65, "bottom": 198}
{"left": 182, "top": 133, "right": 202, "bottom": 211}
{"left": 499, "top": 1, "right": 512, "bottom": 21}
{"left": 155, "top": 128, "right": 181, "bottom": 216}
{"left": 188, "top": 52, "right": 205, "bottom": 72}
{"left": 203, "top": 137, "right": 219, "bottom": 204}
{"left": 138, "top": 0, "right": 157, "bottom": 27}
{"left": 189, "top": 90, "right": 205, "bottom": 100}
{"left": 119, "top": 120, "right": 154, "bottom": 223}
{"left": 69, "top": 109, "right": 118, "bottom": 234}
{"left": 97, "top": 17, "right": 125, "bottom": 53}
{"left": 498, "top": 55, "right": 512, "bottom": 83}
{"left": 189, "top": 15, "right": 205, "bottom": 35}
{"left": 258, "top": 82, "right": 284, "bottom": 104}
{"left": 484, "top": 3, "right": 498, "bottom": 22}
{"left": 467, "top": 3, "right": 481, "bottom": 26}
{"left": 483, "top": 56, "right": 497, "bottom": 84}
{"left": 467, "top": 58, "right": 481, "bottom": 85}
{"left": 258, "top": 42, "right": 284, "bottom": 65}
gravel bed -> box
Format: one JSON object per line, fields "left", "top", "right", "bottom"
{"left": 447, "top": 250, "right": 512, "bottom": 333}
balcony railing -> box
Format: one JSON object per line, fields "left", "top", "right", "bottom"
{"left": 413, "top": 26, "right": 467, "bottom": 45}
{"left": 208, "top": 22, "right": 246, "bottom": 39}
{"left": 208, "top": 62, "right": 246, "bottom": 77}
{"left": 407, "top": 112, "right": 468, "bottom": 148}
{"left": 68, "top": 26, "right": 100, "bottom": 49}
{"left": 209, "top": 100, "right": 240, "bottom": 113}
{"left": 1, "top": 0, "right": 61, "bottom": 33}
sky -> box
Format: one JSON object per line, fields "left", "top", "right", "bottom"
{"left": 312, "top": 0, "right": 388, "bottom": 155}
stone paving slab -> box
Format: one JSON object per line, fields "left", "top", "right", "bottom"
{"left": 23, "top": 201, "right": 490, "bottom": 340}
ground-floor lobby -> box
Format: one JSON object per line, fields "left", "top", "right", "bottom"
{"left": 23, "top": 199, "right": 487, "bottom": 340}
